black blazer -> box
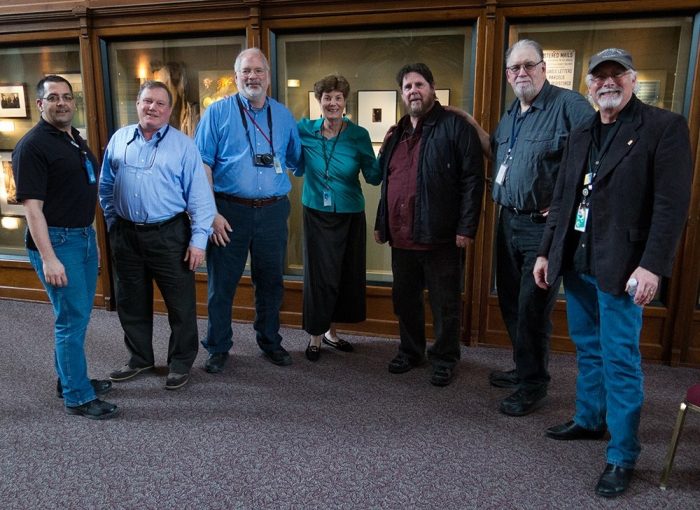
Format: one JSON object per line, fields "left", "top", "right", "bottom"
{"left": 539, "top": 95, "right": 692, "bottom": 295}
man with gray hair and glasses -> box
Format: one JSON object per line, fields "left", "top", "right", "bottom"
{"left": 490, "top": 39, "right": 593, "bottom": 416}
{"left": 195, "top": 48, "right": 302, "bottom": 373}
{"left": 535, "top": 48, "right": 691, "bottom": 497}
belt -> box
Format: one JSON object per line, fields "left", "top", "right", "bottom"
{"left": 117, "top": 212, "right": 187, "bottom": 231}
{"left": 215, "top": 192, "right": 285, "bottom": 208}
{"left": 505, "top": 206, "right": 547, "bottom": 224}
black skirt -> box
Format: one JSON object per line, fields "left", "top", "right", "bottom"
{"left": 302, "top": 206, "right": 367, "bottom": 335}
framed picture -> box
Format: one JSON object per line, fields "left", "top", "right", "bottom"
{"left": 357, "top": 90, "right": 397, "bottom": 143}
{"left": 435, "top": 89, "right": 450, "bottom": 106}
{"left": 0, "top": 152, "right": 23, "bottom": 216}
{"left": 199, "top": 70, "right": 237, "bottom": 112}
{"left": 0, "top": 84, "right": 29, "bottom": 119}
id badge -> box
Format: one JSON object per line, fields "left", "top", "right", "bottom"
{"left": 84, "top": 158, "right": 96, "bottom": 184}
{"left": 574, "top": 203, "right": 589, "bottom": 232}
{"left": 323, "top": 190, "right": 332, "bottom": 207}
{"left": 495, "top": 162, "right": 508, "bottom": 186}
{"left": 273, "top": 156, "right": 283, "bottom": 174}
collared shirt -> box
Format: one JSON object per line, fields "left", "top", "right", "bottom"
{"left": 386, "top": 118, "right": 433, "bottom": 250}
{"left": 492, "top": 80, "right": 594, "bottom": 211}
{"left": 99, "top": 123, "right": 216, "bottom": 250}
{"left": 194, "top": 93, "right": 302, "bottom": 199}
{"left": 297, "top": 118, "right": 381, "bottom": 213}
{"left": 13, "top": 119, "right": 99, "bottom": 249}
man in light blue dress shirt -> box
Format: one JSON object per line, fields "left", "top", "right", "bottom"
{"left": 194, "top": 48, "right": 302, "bottom": 372}
{"left": 100, "top": 81, "right": 216, "bottom": 390}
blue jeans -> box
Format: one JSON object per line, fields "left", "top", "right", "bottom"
{"left": 204, "top": 197, "right": 289, "bottom": 354}
{"left": 563, "top": 271, "right": 644, "bottom": 468}
{"left": 28, "top": 227, "right": 98, "bottom": 407}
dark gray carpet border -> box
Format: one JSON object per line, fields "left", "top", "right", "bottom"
{"left": 0, "top": 299, "right": 698, "bottom": 509}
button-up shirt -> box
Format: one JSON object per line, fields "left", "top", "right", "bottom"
{"left": 194, "top": 93, "right": 302, "bottom": 199}
{"left": 99, "top": 123, "right": 216, "bottom": 250}
{"left": 492, "top": 80, "right": 593, "bottom": 211}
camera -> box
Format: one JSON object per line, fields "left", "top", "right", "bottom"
{"left": 254, "top": 153, "right": 274, "bottom": 167}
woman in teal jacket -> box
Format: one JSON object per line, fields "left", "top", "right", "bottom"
{"left": 297, "top": 74, "right": 381, "bottom": 361}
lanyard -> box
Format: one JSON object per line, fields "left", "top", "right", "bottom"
{"left": 320, "top": 121, "right": 344, "bottom": 185}
{"left": 508, "top": 107, "right": 531, "bottom": 152}
{"left": 236, "top": 94, "right": 274, "bottom": 157}
{"left": 66, "top": 133, "right": 96, "bottom": 184}
{"left": 124, "top": 125, "right": 170, "bottom": 169}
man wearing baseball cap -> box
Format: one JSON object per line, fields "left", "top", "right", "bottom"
{"left": 534, "top": 48, "right": 692, "bottom": 497}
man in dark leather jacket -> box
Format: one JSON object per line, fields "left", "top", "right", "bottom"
{"left": 374, "top": 62, "right": 483, "bottom": 387}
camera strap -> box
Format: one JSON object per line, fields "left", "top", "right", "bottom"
{"left": 236, "top": 94, "right": 275, "bottom": 158}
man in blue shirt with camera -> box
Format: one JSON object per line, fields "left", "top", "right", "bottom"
{"left": 195, "top": 48, "right": 302, "bottom": 373}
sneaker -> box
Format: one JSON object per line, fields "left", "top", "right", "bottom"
{"left": 430, "top": 366, "right": 454, "bottom": 387}
{"left": 109, "top": 364, "right": 154, "bottom": 382}
{"left": 388, "top": 353, "right": 426, "bottom": 374}
{"left": 165, "top": 372, "right": 190, "bottom": 390}
{"left": 204, "top": 352, "right": 229, "bottom": 374}
{"left": 263, "top": 347, "right": 292, "bottom": 366}
{"left": 65, "top": 399, "right": 118, "bottom": 420}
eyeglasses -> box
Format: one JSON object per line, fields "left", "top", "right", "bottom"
{"left": 590, "top": 70, "right": 631, "bottom": 84}
{"left": 42, "top": 94, "right": 74, "bottom": 103}
{"left": 506, "top": 60, "right": 544, "bottom": 74}
{"left": 239, "top": 68, "right": 267, "bottom": 77}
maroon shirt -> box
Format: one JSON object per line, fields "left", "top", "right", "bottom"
{"left": 386, "top": 119, "right": 433, "bottom": 250}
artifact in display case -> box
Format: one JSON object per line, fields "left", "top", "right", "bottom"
{"left": 0, "top": 152, "right": 23, "bottom": 216}
{"left": 199, "top": 70, "right": 237, "bottom": 113}
{"left": 153, "top": 61, "right": 199, "bottom": 137}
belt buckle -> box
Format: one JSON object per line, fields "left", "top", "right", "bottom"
{"left": 251, "top": 198, "right": 264, "bottom": 208}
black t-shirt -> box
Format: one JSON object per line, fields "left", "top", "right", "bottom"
{"left": 12, "top": 119, "right": 99, "bottom": 250}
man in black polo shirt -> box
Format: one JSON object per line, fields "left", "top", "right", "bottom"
{"left": 12, "top": 75, "right": 117, "bottom": 419}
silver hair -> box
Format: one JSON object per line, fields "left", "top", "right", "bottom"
{"left": 505, "top": 39, "right": 544, "bottom": 64}
{"left": 234, "top": 48, "right": 270, "bottom": 72}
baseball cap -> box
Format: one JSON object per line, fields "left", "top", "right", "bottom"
{"left": 588, "top": 48, "right": 635, "bottom": 73}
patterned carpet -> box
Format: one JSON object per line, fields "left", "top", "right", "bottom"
{"left": 0, "top": 298, "right": 698, "bottom": 509}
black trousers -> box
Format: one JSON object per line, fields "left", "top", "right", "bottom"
{"left": 391, "top": 245, "right": 462, "bottom": 368}
{"left": 302, "top": 207, "right": 366, "bottom": 335}
{"left": 110, "top": 214, "right": 198, "bottom": 373}
{"left": 496, "top": 207, "right": 560, "bottom": 389}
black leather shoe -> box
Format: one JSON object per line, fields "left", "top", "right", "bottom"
{"left": 322, "top": 335, "right": 354, "bottom": 352}
{"left": 499, "top": 386, "right": 547, "bottom": 416}
{"left": 204, "top": 352, "right": 229, "bottom": 374}
{"left": 165, "top": 372, "right": 190, "bottom": 390}
{"left": 595, "top": 463, "right": 633, "bottom": 498}
{"left": 263, "top": 347, "right": 292, "bottom": 366}
{"left": 109, "top": 364, "right": 154, "bottom": 382}
{"left": 388, "top": 354, "right": 426, "bottom": 374}
{"left": 489, "top": 369, "right": 519, "bottom": 388}
{"left": 305, "top": 342, "right": 321, "bottom": 362}
{"left": 430, "top": 366, "right": 454, "bottom": 387}
{"left": 65, "top": 399, "right": 118, "bottom": 420}
{"left": 56, "top": 378, "right": 112, "bottom": 399}
{"left": 546, "top": 420, "right": 607, "bottom": 441}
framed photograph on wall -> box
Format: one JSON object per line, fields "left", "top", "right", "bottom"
{"left": 0, "top": 84, "right": 28, "bottom": 119}
{"left": 435, "top": 89, "right": 450, "bottom": 106}
{"left": 357, "top": 90, "right": 397, "bottom": 143}
{"left": 0, "top": 152, "right": 24, "bottom": 216}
